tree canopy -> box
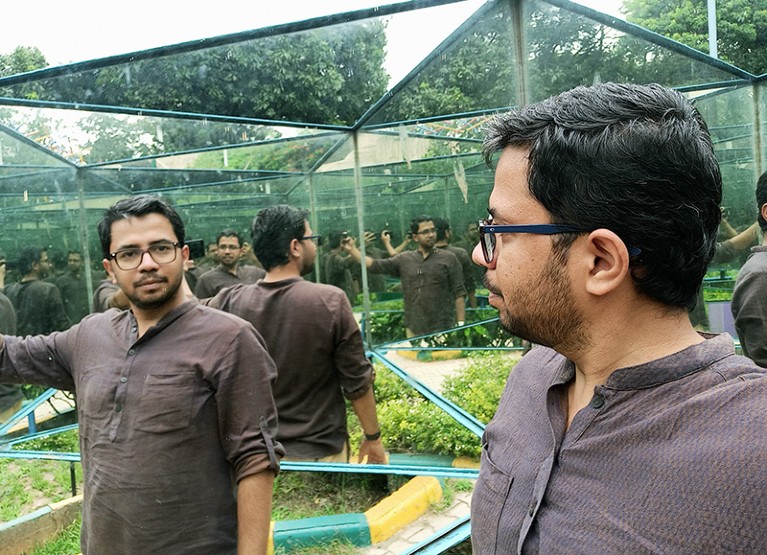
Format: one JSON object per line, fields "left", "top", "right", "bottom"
{"left": 623, "top": 0, "right": 767, "bottom": 74}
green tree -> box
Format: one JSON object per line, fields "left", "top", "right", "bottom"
{"left": 33, "top": 20, "right": 388, "bottom": 127}
{"left": 0, "top": 46, "right": 48, "bottom": 100}
{"left": 623, "top": 0, "right": 767, "bottom": 74}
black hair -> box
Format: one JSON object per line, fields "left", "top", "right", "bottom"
{"left": 483, "top": 82, "right": 722, "bottom": 310}
{"left": 756, "top": 171, "right": 767, "bottom": 232}
{"left": 250, "top": 205, "right": 309, "bottom": 271}
{"left": 433, "top": 217, "right": 451, "bottom": 242}
{"left": 216, "top": 229, "right": 242, "bottom": 246}
{"left": 98, "top": 195, "right": 185, "bottom": 258}
{"left": 409, "top": 215, "right": 434, "bottom": 236}
{"left": 17, "top": 247, "right": 46, "bottom": 275}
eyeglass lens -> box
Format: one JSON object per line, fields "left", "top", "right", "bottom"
{"left": 115, "top": 243, "right": 177, "bottom": 270}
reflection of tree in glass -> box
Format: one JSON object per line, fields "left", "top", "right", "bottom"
{"left": 624, "top": 0, "right": 767, "bottom": 75}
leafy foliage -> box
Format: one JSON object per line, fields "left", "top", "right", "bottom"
{"left": 353, "top": 353, "right": 516, "bottom": 459}
{"left": 623, "top": 0, "right": 767, "bottom": 74}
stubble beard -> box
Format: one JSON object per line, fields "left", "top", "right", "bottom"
{"left": 494, "top": 251, "right": 589, "bottom": 353}
{"left": 127, "top": 273, "right": 183, "bottom": 310}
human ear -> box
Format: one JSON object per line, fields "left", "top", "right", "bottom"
{"left": 103, "top": 259, "right": 117, "bottom": 283}
{"left": 582, "top": 229, "right": 631, "bottom": 297}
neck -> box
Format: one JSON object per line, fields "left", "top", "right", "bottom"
{"left": 263, "top": 264, "right": 300, "bottom": 283}
{"left": 562, "top": 303, "right": 703, "bottom": 426}
{"left": 220, "top": 263, "right": 238, "bottom": 275}
{"left": 21, "top": 273, "right": 38, "bottom": 282}
{"left": 434, "top": 240, "right": 448, "bottom": 247}
{"left": 131, "top": 293, "right": 186, "bottom": 338}
{"left": 418, "top": 245, "right": 433, "bottom": 256}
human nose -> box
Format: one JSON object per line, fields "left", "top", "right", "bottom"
{"left": 472, "top": 242, "right": 495, "bottom": 269}
{"left": 137, "top": 250, "right": 160, "bottom": 270}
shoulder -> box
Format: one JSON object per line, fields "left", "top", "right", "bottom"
{"left": 189, "top": 301, "right": 261, "bottom": 334}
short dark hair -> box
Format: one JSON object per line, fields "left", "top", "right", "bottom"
{"left": 483, "top": 82, "right": 722, "bottom": 310}
{"left": 409, "top": 216, "right": 434, "bottom": 236}
{"left": 17, "top": 247, "right": 46, "bottom": 275}
{"left": 433, "top": 217, "right": 451, "bottom": 242}
{"left": 250, "top": 205, "right": 309, "bottom": 271}
{"left": 756, "top": 171, "right": 767, "bottom": 232}
{"left": 217, "top": 229, "right": 242, "bottom": 246}
{"left": 98, "top": 195, "right": 185, "bottom": 258}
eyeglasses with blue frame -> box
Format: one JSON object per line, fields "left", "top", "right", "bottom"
{"left": 477, "top": 219, "right": 641, "bottom": 264}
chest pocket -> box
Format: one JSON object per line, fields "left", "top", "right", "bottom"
{"left": 473, "top": 441, "right": 515, "bottom": 554}
{"left": 135, "top": 373, "right": 195, "bottom": 433}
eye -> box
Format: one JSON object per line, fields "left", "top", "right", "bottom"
{"left": 153, "top": 244, "right": 172, "bottom": 253}
{"left": 118, "top": 249, "right": 139, "bottom": 260}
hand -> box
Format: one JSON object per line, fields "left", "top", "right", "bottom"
{"left": 340, "top": 236, "right": 356, "bottom": 252}
{"left": 364, "top": 231, "right": 376, "bottom": 244}
{"left": 380, "top": 230, "right": 392, "bottom": 244}
{"left": 358, "top": 438, "right": 387, "bottom": 464}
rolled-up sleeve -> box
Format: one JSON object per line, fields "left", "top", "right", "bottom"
{"left": 212, "top": 323, "right": 284, "bottom": 481}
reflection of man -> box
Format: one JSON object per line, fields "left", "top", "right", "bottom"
{"left": 55, "top": 250, "right": 90, "bottom": 324}
{"left": 470, "top": 83, "right": 767, "bottom": 553}
{"left": 5, "top": 247, "right": 70, "bottom": 335}
{"left": 324, "top": 230, "right": 357, "bottom": 305}
{"left": 194, "top": 229, "right": 265, "bottom": 297}
{"left": 434, "top": 217, "right": 477, "bottom": 308}
{"left": 1, "top": 196, "right": 282, "bottom": 553}
{"left": 206, "top": 205, "right": 385, "bottom": 464}
{"left": 345, "top": 217, "right": 465, "bottom": 337}
{"left": 732, "top": 171, "right": 767, "bottom": 367}
{"left": 0, "top": 259, "right": 21, "bottom": 421}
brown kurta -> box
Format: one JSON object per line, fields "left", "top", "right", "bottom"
{"left": 0, "top": 301, "right": 282, "bottom": 554}
{"left": 208, "top": 278, "right": 374, "bottom": 458}
{"left": 369, "top": 248, "right": 465, "bottom": 335}
{"left": 194, "top": 264, "right": 265, "bottom": 298}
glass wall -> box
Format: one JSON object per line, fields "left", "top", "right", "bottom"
{"left": 0, "top": 0, "right": 764, "bottom": 387}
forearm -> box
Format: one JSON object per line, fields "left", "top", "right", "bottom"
{"left": 351, "top": 387, "right": 386, "bottom": 464}
{"left": 726, "top": 222, "right": 759, "bottom": 251}
{"left": 455, "top": 297, "right": 465, "bottom": 323}
{"left": 351, "top": 387, "right": 380, "bottom": 437}
{"left": 237, "top": 470, "right": 274, "bottom": 554}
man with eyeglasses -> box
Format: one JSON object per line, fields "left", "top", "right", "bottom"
{"left": 203, "top": 205, "right": 385, "bottom": 464}
{"left": 345, "top": 216, "right": 466, "bottom": 338}
{"left": 194, "top": 228, "right": 265, "bottom": 298}
{"left": 0, "top": 195, "right": 283, "bottom": 554}
{"left": 470, "top": 83, "right": 767, "bottom": 553}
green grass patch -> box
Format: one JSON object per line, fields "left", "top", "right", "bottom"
{"left": 0, "top": 429, "right": 82, "bottom": 522}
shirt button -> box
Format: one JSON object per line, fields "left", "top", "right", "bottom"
{"left": 119, "top": 377, "right": 127, "bottom": 383}
{"left": 590, "top": 396, "right": 605, "bottom": 409}
{"left": 115, "top": 404, "right": 123, "bottom": 412}
{"left": 131, "top": 327, "right": 137, "bottom": 332}
{"left": 528, "top": 500, "right": 536, "bottom": 517}
{"left": 128, "top": 349, "right": 135, "bottom": 355}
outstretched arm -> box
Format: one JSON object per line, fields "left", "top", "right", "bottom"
{"left": 342, "top": 237, "right": 374, "bottom": 268}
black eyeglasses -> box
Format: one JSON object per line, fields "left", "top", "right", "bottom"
{"left": 109, "top": 242, "right": 181, "bottom": 270}
{"left": 301, "top": 234, "right": 324, "bottom": 246}
{"left": 477, "top": 219, "right": 588, "bottom": 264}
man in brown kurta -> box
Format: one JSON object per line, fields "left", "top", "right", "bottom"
{"left": 345, "top": 216, "right": 466, "bottom": 337}
{"left": 206, "top": 205, "right": 385, "bottom": 463}
{"left": 194, "top": 229, "right": 265, "bottom": 298}
{"left": 0, "top": 196, "right": 282, "bottom": 554}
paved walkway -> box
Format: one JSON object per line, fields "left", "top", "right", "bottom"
{"left": 359, "top": 489, "right": 472, "bottom": 554}
{"left": 358, "top": 350, "right": 476, "bottom": 554}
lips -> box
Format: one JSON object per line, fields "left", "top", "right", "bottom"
{"left": 134, "top": 277, "right": 167, "bottom": 288}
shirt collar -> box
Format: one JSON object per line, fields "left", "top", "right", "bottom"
{"left": 549, "top": 333, "right": 736, "bottom": 391}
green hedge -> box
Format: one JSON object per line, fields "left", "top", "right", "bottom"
{"left": 350, "top": 352, "right": 516, "bottom": 459}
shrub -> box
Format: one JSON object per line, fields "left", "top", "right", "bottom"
{"left": 350, "top": 353, "right": 517, "bottom": 459}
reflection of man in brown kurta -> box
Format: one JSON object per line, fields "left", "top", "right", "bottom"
{"left": 345, "top": 216, "right": 466, "bottom": 337}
